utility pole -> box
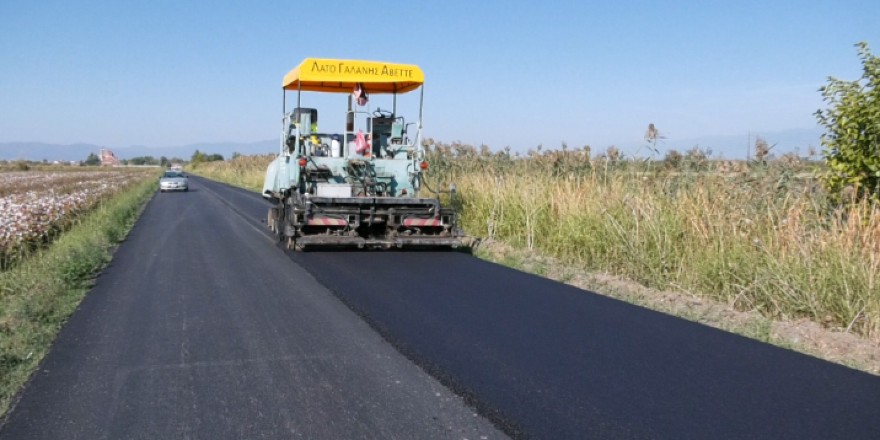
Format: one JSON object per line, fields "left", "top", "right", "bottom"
{"left": 746, "top": 131, "right": 751, "bottom": 161}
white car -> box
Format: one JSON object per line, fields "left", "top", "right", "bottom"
{"left": 159, "top": 171, "right": 189, "bottom": 192}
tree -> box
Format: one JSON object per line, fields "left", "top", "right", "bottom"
{"left": 815, "top": 41, "right": 880, "bottom": 200}
{"left": 191, "top": 150, "right": 223, "bottom": 163}
{"left": 191, "top": 149, "right": 207, "bottom": 164}
{"left": 83, "top": 152, "right": 100, "bottom": 166}
{"left": 128, "top": 156, "right": 158, "bottom": 166}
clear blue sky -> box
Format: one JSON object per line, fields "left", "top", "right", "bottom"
{"left": 2, "top": 0, "right": 878, "bottom": 157}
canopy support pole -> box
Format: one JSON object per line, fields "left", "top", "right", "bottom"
{"left": 417, "top": 86, "right": 424, "bottom": 153}
{"left": 281, "top": 91, "right": 287, "bottom": 155}
{"left": 418, "top": 86, "right": 424, "bottom": 124}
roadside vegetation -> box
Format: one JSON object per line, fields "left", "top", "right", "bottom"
{"left": 189, "top": 145, "right": 879, "bottom": 343}
{"left": 188, "top": 153, "right": 272, "bottom": 191}
{"left": 815, "top": 41, "right": 880, "bottom": 201}
{"left": 0, "top": 167, "right": 158, "bottom": 416}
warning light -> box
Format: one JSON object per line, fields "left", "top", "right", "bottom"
{"left": 419, "top": 161, "right": 429, "bottom": 170}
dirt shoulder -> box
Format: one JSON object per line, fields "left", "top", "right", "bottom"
{"left": 473, "top": 239, "right": 880, "bottom": 375}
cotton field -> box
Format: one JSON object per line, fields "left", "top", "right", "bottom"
{"left": 0, "top": 170, "right": 154, "bottom": 267}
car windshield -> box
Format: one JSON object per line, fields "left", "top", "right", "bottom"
{"left": 163, "top": 172, "right": 183, "bottom": 178}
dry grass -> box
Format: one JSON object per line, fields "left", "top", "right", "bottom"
{"left": 188, "top": 154, "right": 274, "bottom": 192}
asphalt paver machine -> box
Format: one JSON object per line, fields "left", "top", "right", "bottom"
{"left": 263, "top": 58, "right": 463, "bottom": 250}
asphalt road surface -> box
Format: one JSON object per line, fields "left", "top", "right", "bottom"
{"left": 0, "top": 178, "right": 504, "bottom": 440}
{"left": 3, "top": 176, "right": 880, "bottom": 439}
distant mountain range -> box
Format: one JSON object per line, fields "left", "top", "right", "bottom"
{"left": 1, "top": 127, "right": 824, "bottom": 162}
{"left": 667, "top": 127, "right": 823, "bottom": 159}
{"left": 0, "top": 140, "right": 279, "bottom": 162}
{"left": 614, "top": 127, "right": 824, "bottom": 159}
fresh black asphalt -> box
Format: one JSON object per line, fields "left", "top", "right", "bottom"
{"left": 292, "top": 251, "right": 880, "bottom": 439}
{"left": 3, "top": 175, "right": 880, "bottom": 439}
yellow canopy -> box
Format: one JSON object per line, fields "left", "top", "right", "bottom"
{"left": 282, "top": 58, "right": 424, "bottom": 94}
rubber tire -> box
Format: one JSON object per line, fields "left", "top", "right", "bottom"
{"left": 275, "top": 206, "right": 286, "bottom": 242}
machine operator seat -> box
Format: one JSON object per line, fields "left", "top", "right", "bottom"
{"left": 292, "top": 107, "right": 318, "bottom": 134}
{"left": 390, "top": 121, "right": 405, "bottom": 144}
